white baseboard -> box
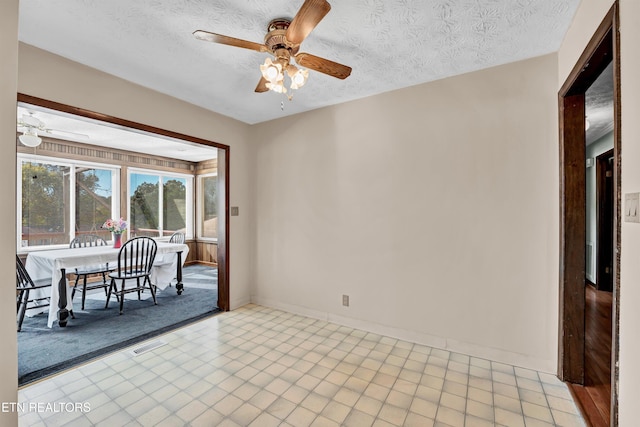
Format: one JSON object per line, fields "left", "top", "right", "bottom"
{"left": 251, "top": 296, "right": 557, "bottom": 375}
{"left": 229, "top": 295, "right": 251, "bottom": 311}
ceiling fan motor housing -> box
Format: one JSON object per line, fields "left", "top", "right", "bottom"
{"left": 265, "top": 18, "right": 299, "bottom": 55}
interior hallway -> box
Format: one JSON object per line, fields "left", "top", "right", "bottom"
{"left": 17, "top": 304, "right": 585, "bottom": 426}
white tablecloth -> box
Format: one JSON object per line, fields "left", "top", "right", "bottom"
{"left": 25, "top": 242, "right": 189, "bottom": 327}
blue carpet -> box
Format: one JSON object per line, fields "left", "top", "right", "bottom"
{"left": 18, "top": 264, "right": 219, "bottom": 385}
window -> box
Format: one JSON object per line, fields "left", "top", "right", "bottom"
{"left": 76, "top": 167, "right": 114, "bottom": 239}
{"left": 129, "top": 169, "right": 193, "bottom": 238}
{"left": 18, "top": 155, "right": 118, "bottom": 250}
{"left": 197, "top": 173, "right": 218, "bottom": 240}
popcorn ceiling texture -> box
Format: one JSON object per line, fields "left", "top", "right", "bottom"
{"left": 585, "top": 62, "right": 614, "bottom": 145}
{"left": 18, "top": 0, "right": 580, "bottom": 124}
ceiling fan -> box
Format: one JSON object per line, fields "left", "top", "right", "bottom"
{"left": 17, "top": 111, "right": 89, "bottom": 147}
{"left": 193, "top": 0, "right": 351, "bottom": 96}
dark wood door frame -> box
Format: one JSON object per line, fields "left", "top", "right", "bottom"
{"left": 16, "top": 93, "right": 231, "bottom": 312}
{"left": 596, "top": 149, "right": 614, "bottom": 292}
{"left": 558, "top": 2, "right": 620, "bottom": 425}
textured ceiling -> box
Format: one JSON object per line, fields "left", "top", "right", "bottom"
{"left": 18, "top": 0, "right": 581, "bottom": 125}
{"left": 586, "top": 62, "right": 614, "bottom": 145}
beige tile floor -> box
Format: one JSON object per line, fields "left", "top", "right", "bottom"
{"left": 18, "top": 304, "right": 585, "bottom": 426}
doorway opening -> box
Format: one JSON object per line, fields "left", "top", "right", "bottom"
{"left": 15, "top": 94, "right": 230, "bottom": 385}
{"left": 558, "top": 3, "right": 620, "bottom": 426}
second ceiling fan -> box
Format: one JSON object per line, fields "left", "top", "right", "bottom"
{"left": 193, "top": 0, "right": 352, "bottom": 96}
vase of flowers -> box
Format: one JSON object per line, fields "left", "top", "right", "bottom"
{"left": 102, "top": 217, "right": 128, "bottom": 248}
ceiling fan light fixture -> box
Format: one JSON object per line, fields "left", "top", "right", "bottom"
{"left": 19, "top": 128, "right": 42, "bottom": 147}
{"left": 260, "top": 58, "right": 283, "bottom": 83}
{"left": 289, "top": 67, "right": 309, "bottom": 90}
{"left": 266, "top": 78, "right": 287, "bottom": 94}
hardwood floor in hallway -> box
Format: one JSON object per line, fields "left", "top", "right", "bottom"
{"left": 569, "top": 285, "right": 612, "bottom": 427}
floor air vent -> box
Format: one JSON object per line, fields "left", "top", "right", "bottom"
{"left": 130, "top": 340, "right": 167, "bottom": 356}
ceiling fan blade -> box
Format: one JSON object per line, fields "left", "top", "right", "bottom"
{"left": 255, "top": 76, "right": 269, "bottom": 93}
{"left": 20, "top": 113, "right": 44, "bottom": 128}
{"left": 295, "top": 52, "right": 352, "bottom": 80}
{"left": 286, "top": 0, "right": 331, "bottom": 45}
{"left": 193, "top": 30, "right": 268, "bottom": 53}
{"left": 44, "top": 128, "right": 90, "bottom": 140}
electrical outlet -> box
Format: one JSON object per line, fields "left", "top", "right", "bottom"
{"left": 342, "top": 295, "right": 349, "bottom": 307}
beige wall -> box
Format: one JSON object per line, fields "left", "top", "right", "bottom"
{"left": 17, "top": 44, "right": 255, "bottom": 311}
{"left": 0, "top": 0, "right": 19, "bottom": 425}
{"left": 557, "top": 0, "right": 615, "bottom": 85}
{"left": 618, "top": 0, "right": 640, "bottom": 422}
{"left": 251, "top": 54, "right": 560, "bottom": 372}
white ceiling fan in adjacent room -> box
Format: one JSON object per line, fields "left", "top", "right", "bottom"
{"left": 17, "top": 110, "right": 89, "bottom": 147}
{"left": 16, "top": 103, "right": 218, "bottom": 162}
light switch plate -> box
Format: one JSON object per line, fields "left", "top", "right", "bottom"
{"left": 230, "top": 206, "right": 239, "bottom": 216}
{"left": 625, "top": 193, "right": 640, "bottom": 223}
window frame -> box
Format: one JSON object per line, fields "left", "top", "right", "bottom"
{"left": 127, "top": 167, "right": 194, "bottom": 240}
{"left": 17, "top": 153, "right": 121, "bottom": 252}
{"left": 196, "top": 172, "right": 219, "bottom": 242}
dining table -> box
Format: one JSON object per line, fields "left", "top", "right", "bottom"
{"left": 24, "top": 242, "right": 189, "bottom": 328}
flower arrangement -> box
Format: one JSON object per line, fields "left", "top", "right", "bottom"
{"left": 102, "top": 217, "right": 128, "bottom": 234}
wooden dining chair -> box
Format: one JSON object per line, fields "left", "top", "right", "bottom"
{"left": 105, "top": 237, "right": 158, "bottom": 314}
{"left": 16, "top": 255, "right": 52, "bottom": 332}
{"left": 168, "top": 231, "right": 185, "bottom": 244}
{"left": 69, "top": 234, "right": 114, "bottom": 310}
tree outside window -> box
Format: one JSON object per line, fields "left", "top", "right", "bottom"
{"left": 200, "top": 174, "right": 218, "bottom": 239}
{"left": 20, "top": 159, "right": 115, "bottom": 248}
{"left": 163, "top": 178, "right": 187, "bottom": 235}
{"left": 130, "top": 172, "right": 189, "bottom": 237}
{"left": 21, "top": 161, "right": 70, "bottom": 246}
{"left": 130, "top": 174, "right": 159, "bottom": 236}
{"left": 75, "top": 167, "right": 113, "bottom": 241}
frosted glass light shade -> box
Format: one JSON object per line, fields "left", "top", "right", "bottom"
{"left": 290, "top": 68, "right": 308, "bottom": 90}
{"left": 260, "top": 58, "right": 282, "bottom": 83}
{"left": 19, "top": 129, "right": 42, "bottom": 147}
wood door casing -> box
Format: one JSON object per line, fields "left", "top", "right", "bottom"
{"left": 558, "top": 3, "right": 620, "bottom": 426}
